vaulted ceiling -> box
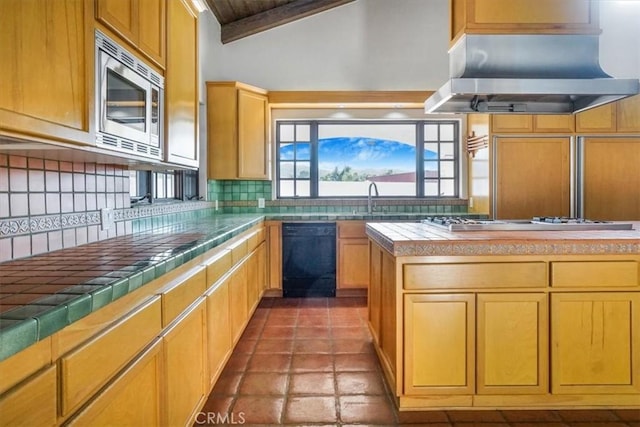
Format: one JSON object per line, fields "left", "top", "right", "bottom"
{"left": 204, "top": 0, "right": 356, "bottom": 44}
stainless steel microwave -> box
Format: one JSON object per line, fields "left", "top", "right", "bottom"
{"left": 95, "top": 30, "right": 164, "bottom": 160}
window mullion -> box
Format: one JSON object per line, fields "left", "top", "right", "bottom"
{"left": 416, "top": 122, "right": 424, "bottom": 197}
{"left": 310, "top": 121, "right": 319, "bottom": 198}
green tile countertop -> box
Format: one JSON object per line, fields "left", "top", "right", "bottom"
{"left": 0, "top": 214, "right": 264, "bottom": 362}
{"left": 0, "top": 212, "right": 481, "bottom": 361}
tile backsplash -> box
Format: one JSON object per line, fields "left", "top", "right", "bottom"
{"left": 0, "top": 154, "right": 130, "bottom": 262}
{"left": 0, "top": 154, "right": 214, "bottom": 262}
{"left": 207, "top": 179, "right": 469, "bottom": 215}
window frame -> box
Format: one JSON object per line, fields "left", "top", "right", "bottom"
{"left": 130, "top": 169, "right": 199, "bottom": 205}
{"left": 275, "top": 119, "right": 461, "bottom": 199}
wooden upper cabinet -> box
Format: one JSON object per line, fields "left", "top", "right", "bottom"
{"left": 96, "top": 0, "right": 166, "bottom": 68}
{"left": 576, "top": 95, "right": 640, "bottom": 134}
{"left": 450, "top": 0, "right": 599, "bottom": 44}
{"left": 0, "top": 0, "right": 93, "bottom": 145}
{"left": 616, "top": 94, "right": 640, "bottom": 134}
{"left": 207, "top": 82, "right": 269, "bottom": 180}
{"left": 491, "top": 114, "right": 574, "bottom": 134}
{"left": 165, "top": 0, "right": 199, "bottom": 167}
{"left": 576, "top": 103, "right": 617, "bottom": 133}
{"left": 494, "top": 137, "right": 571, "bottom": 219}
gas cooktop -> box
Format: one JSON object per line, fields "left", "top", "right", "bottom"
{"left": 421, "top": 216, "right": 634, "bottom": 231}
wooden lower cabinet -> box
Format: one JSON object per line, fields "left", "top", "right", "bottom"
{"left": 551, "top": 292, "right": 640, "bottom": 394}
{"left": 0, "top": 365, "right": 57, "bottom": 426}
{"left": 368, "top": 242, "right": 383, "bottom": 344}
{"left": 205, "top": 278, "right": 232, "bottom": 390}
{"left": 337, "top": 222, "right": 369, "bottom": 290}
{"left": 162, "top": 298, "right": 207, "bottom": 426}
{"left": 477, "top": 293, "right": 548, "bottom": 394}
{"left": 404, "top": 293, "right": 475, "bottom": 395}
{"left": 229, "top": 262, "right": 249, "bottom": 344}
{"left": 66, "top": 340, "right": 163, "bottom": 427}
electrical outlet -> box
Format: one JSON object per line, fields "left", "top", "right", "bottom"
{"left": 100, "top": 208, "right": 114, "bottom": 231}
{"left": 258, "top": 198, "right": 265, "bottom": 209}
{"left": 469, "top": 197, "right": 474, "bottom": 208}
{"left": 215, "top": 199, "right": 219, "bottom": 210}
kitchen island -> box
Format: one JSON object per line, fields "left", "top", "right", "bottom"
{"left": 366, "top": 221, "right": 640, "bottom": 410}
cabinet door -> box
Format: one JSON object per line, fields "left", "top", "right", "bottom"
{"left": 165, "top": 0, "right": 199, "bottom": 167}
{"left": 404, "top": 294, "right": 475, "bottom": 395}
{"left": 583, "top": 138, "right": 640, "bottom": 220}
{"left": 229, "top": 262, "right": 248, "bottom": 343}
{"left": 533, "top": 115, "right": 575, "bottom": 133}
{"left": 162, "top": 298, "right": 207, "bottom": 426}
{"left": 66, "top": 340, "right": 163, "bottom": 427}
{"left": 575, "top": 103, "right": 617, "bottom": 133}
{"left": 491, "top": 115, "right": 533, "bottom": 133}
{"left": 551, "top": 292, "right": 640, "bottom": 394}
{"left": 616, "top": 94, "right": 640, "bottom": 133}
{"left": 338, "top": 239, "right": 370, "bottom": 289}
{"left": 96, "top": 0, "right": 137, "bottom": 46}
{"left": 477, "top": 293, "right": 548, "bottom": 394}
{"left": 495, "top": 137, "right": 571, "bottom": 219}
{"left": 368, "top": 242, "right": 383, "bottom": 344}
{"left": 238, "top": 89, "right": 268, "bottom": 179}
{"left": 0, "top": 0, "right": 92, "bottom": 144}
{"left": 138, "top": 0, "right": 166, "bottom": 67}
{"left": 206, "top": 278, "right": 232, "bottom": 389}
{"left": 0, "top": 365, "right": 57, "bottom": 427}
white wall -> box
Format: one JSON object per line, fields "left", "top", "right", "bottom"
{"left": 198, "top": 0, "right": 450, "bottom": 95}
{"left": 198, "top": 0, "right": 640, "bottom": 94}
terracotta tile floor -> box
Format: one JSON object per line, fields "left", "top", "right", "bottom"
{"left": 198, "top": 297, "right": 640, "bottom": 426}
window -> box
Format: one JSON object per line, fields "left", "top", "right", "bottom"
{"left": 276, "top": 120, "right": 460, "bottom": 198}
{"left": 129, "top": 169, "right": 199, "bottom": 204}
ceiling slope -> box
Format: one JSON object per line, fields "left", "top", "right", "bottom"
{"left": 206, "top": 0, "right": 356, "bottom": 44}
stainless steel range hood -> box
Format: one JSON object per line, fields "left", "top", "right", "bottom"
{"left": 424, "top": 34, "right": 640, "bottom": 114}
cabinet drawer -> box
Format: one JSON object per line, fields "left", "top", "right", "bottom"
{"left": 404, "top": 262, "right": 547, "bottom": 290}
{"left": 205, "top": 249, "right": 232, "bottom": 288}
{"left": 248, "top": 229, "right": 264, "bottom": 252}
{"left": 60, "top": 296, "right": 162, "bottom": 416}
{"left": 551, "top": 261, "right": 639, "bottom": 287}
{"left": 229, "top": 238, "right": 248, "bottom": 264}
{"left": 0, "top": 365, "right": 57, "bottom": 426}
{"left": 338, "top": 221, "right": 367, "bottom": 238}
{"left": 158, "top": 267, "right": 206, "bottom": 326}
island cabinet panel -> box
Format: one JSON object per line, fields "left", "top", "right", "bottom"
{"left": 380, "top": 249, "right": 398, "bottom": 384}
{"left": 582, "top": 138, "right": 640, "bottom": 220}
{"left": 0, "top": 365, "right": 57, "bottom": 427}
{"left": 368, "top": 242, "right": 383, "bottom": 345}
{"left": 404, "top": 294, "right": 475, "bottom": 395}
{"left": 551, "top": 292, "right": 640, "bottom": 394}
{"left": 65, "top": 340, "right": 163, "bottom": 427}
{"left": 476, "top": 293, "right": 548, "bottom": 394}
{"left": 338, "top": 222, "right": 370, "bottom": 289}
{"left": 403, "top": 262, "right": 547, "bottom": 289}
{"left": 0, "top": 0, "right": 93, "bottom": 145}
{"left": 162, "top": 298, "right": 207, "bottom": 427}
{"left": 494, "top": 137, "right": 571, "bottom": 219}
{"left": 550, "top": 260, "right": 639, "bottom": 287}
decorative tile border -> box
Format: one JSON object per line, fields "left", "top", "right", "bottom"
{"left": 0, "top": 212, "right": 102, "bottom": 237}
{"left": 0, "top": 202, "right": 215, "bottom": 238}
{"left": 114, "top": 201, "right": 215, "bottom": 221}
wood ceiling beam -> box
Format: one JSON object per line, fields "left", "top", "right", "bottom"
{"left": 218, "top": 0, "right": 355, "bottom": 44}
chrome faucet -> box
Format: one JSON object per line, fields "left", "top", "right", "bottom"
{"left": 367, "top": 182, "right": 379, "bottom": 214}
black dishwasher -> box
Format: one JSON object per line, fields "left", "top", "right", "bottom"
{"left": 282, "top": 222, "right": 336, "bottom": 297}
